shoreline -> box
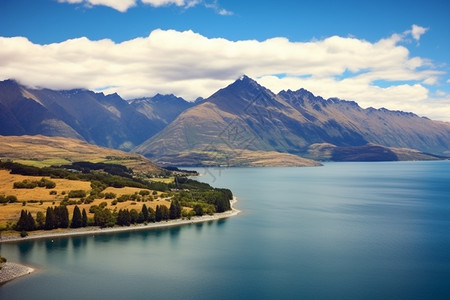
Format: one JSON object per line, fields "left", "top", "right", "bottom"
{"left": 0, "top": 197, "right": 240, "bottom": 244}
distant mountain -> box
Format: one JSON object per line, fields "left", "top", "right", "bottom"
{"left": 305, "top": 143, "right": 445, "bottom": 162}
{"left": 134, "top": 75, "right": 450, "bottom": 165}
{"left": 0, "top": 80, "right": 192, "bottom": 151}
{"left": 129, "top": 94, "right": 195, "bottom": 129}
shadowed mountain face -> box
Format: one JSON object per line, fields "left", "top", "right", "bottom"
{"left": 129, "top": 94, "right": 195, "bottom": 130}
{"left": 134, "top": 76, "right": 450, "bottom": 165}
{"left": 0, "top": 80, "right": 193, "bottom": 151}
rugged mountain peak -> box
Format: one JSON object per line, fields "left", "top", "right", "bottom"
{"left": 278, "top": 87, "right": 322, "bottom": 108}
{"left": 0, "top": 79, "right": 23, "bottom": 95}
{"left": 228, "top": 75, "right": 266, "bottom": 91}
{"left": 151, "top": 93, "right": 189, "bottom": 104}
{"left": 0, "top": 79, "right": 20, "bottom": 86}
{"left": 206, "top": 75, "right": 276, "bottom": 112}
{"left": 279, "top": 88, "right": 315, "bottom": 98}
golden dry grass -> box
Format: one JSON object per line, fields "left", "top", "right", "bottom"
{"left": 0, "top": 170, "right": 91, "bottom": 201}
{"left": 0, "top": 170, "right": 172, "bottom": 227}
{"left": 0, "top": 170, "right": 90, "bottom": 226}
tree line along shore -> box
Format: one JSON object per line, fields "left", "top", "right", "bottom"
{"left": 0, "top": 161, "right": 233, "bottom": 240}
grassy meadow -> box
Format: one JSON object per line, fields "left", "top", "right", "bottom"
{"left": 0, "top": 170, "right": 173, "bottom": 229}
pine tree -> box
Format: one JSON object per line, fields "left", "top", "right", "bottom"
{"left": 16, "top": 210, "right": 36, "bottom": 231}
{"left": 160, "top": 205, "right": 170, "bottom": 221}
{"left": 45, "top": 207, "right": 56, "bottom": 230}
{"left": 148, "top": 207, "right": 156, "bottom": 223}
{"left": 155, "top": 205, "right": 162, "bottom": 222}
{"left": 71, "top": 206, "right": 82, "bottom": 228}
{"left": 16, "top": 210, "right": 27, "bottom": 231}
{"left": 141, "top": 204, "right": 149, "bottom": 222}
{"left": 117, "top": 209, "right": 131, "bottom": 226}
{"left": 130, "top": 209, "right": 139, "bottom": 224}
{"left": 58, "top": 206, "right": 69, "bottom": 228}
{"left": 137, "top": 212, "right": 145, "bottom": 224}
{"left": 53, "top": 206, "right": 60, "bottom": 228}
{"left": 26, "top": 211, "right": 35, "bottom": 231}
{"left": 36, "top": 211, "right": 45, "bottom": 229}
{"left": 169, "top": 200, "right": 181, "bottom": 219}
{"left": 82, "top": 208, "right": 88, "bottom": 227}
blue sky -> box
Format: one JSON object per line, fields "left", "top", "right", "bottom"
{"left": 1, "top": 0, "right": 449, "bottom": 121}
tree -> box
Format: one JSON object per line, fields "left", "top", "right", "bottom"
{"left": 45, "top": 207, "right": 56, "bottom": 230}
{"left": 155, "top": 205, "right": 162, "bottom": 222}
{"left": 16, "top": 210, "right": 27, "bottom": 231}
{"left": 16, "top": 210, "right": 35, "bottom": 232}
{"left": 141, "top": 204, "right": 149, "bottom": 222}
{"left": 53, "top": 206, "right": 61, "bottom": 227}
{"left": 215, "top": 197, "right": 230, "bottom": 213}
{"left": 169, "top": 200, "right": 181, "bottom": 219}
{"left": 55, "top": 206, "right": 69, "bottom": 228}
{"left": 160, "top": 205, "right": 170, "bottom": 221}
{"left": 26, "top": 211, "right": 35, "bottom": 231}
{"left": 6, "top": 195, "right": 18, "bottom": 203}
{"left": 104, "top": 192, "right": 116, "bottom": 199}
{"left": 137, "top": 212, "right": 145, "bottom": 224}
{"left": 147, "top": 207, "right": 156, "bottom": 223}
{"left": 61, "top": 206, "right": 70, "bottom": 228}
{"left": 68, "top": 190, "right": 87, "bottom": 198}
{"left": 71, "top": 206, "right": 82, "bottom": 228}
{"left": 36, "top": 211, "right": 45, "bottom": 229}
{"left": 94, "top": 208, "right": 115, "bottom": 228}
{"left": 82, "top": 208, "right": 88, "bottom": 227}
{"left": 139, "top": 190, "right": 150, "bottom": 196}
{"left": 193, "top": 204, "right": 204, "bottom": 216}
{"left": 117, "top": 209, "right": 131, "bottom": 226}
{"left": 130, "top": 209, "right": 139, "bottom": 224}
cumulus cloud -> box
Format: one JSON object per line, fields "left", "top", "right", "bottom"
{"left": 411, "top": 24, "right": 428, "bottom": 41}
{"left": 0, "top": 27, "right": 448, "bottom": 121}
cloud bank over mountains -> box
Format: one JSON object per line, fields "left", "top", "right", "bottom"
{"left": 1, "top": 25, "right": 449, "bottom": 121}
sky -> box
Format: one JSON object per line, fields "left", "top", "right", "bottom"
{"left": 0, "top": 0, "right": 449, "bottom": 121}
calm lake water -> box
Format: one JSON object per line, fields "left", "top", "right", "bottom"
{"left": 1, "top": 161, "right": 450, "bottom": 299}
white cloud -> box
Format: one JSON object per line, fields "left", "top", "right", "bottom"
{"left": 0, "top": 27, "right": 448, "bottom": 121}
{"left": 56, "top": 0, "right": 230, "bottom": 13}
{"left": 58, "top": 0, "right": 137, "bottom": 12}
{"left": 205, "top": 0, "right": 233, "bottom": 15}
{"left": 411, "top": 24, "right": 428, "bottom": 41}
{"left": 140, "top": 0, "right": 197, "bottom": 7}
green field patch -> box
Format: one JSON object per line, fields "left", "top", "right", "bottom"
{"left": 14, "top": 158, "right": 71, "bottom": 168}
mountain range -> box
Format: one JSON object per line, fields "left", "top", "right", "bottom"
{"left": 135, "top": 76, "right": 450, "bottom": 165}
{"left": 0, "top": 79, "right": 193, "bottom": 151}
{"left": 1, "top": 77, "right": 449, "bottom": 166}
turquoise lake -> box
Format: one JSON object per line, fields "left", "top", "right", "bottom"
{"left": 1, "top": 161, "right": 450, "bottom": 299}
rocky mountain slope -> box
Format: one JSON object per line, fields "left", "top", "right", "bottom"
{"left": 134, "top": 76, "right": 450, "bottom": 165}
{"left": 0, "top": 80, "right": 192, "bottom": 151}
